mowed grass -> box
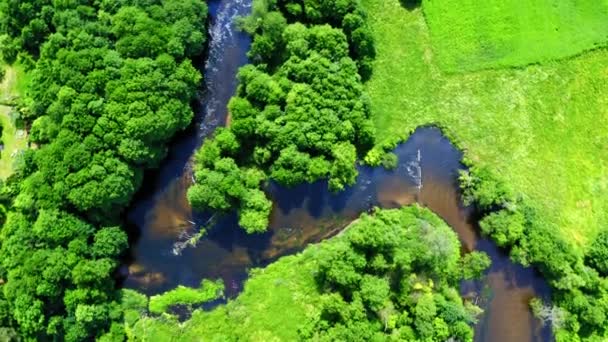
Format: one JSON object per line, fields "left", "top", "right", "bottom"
{"left": 422, "top": 0, "right": 608, "bottom": 72}
{"left": 362, "top": 0, "right": 608, "bottom": 251}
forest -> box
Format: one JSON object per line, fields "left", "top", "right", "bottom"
{"left": 0, "top": 0, "right": 207, "bottom": 340}
{"left": 0, "top": 0, "right": 607, "bottom": 341}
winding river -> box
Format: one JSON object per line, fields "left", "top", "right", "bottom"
{"left": 122, "top": 0, "right": 553, "bottom": 341}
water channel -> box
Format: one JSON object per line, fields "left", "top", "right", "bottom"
{"left": 121, "top": 0, "right": 553, "bottom": 340}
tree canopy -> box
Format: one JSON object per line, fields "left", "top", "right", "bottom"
{"left": 0, "top": 0, "right": 208, "bottom": 340}
{"left": 189, "top": 0, "right": 376, "bottom": 233}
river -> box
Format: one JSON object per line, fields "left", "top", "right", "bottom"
{"left": 121, "top": 0, "right": 553, "bottom": 341}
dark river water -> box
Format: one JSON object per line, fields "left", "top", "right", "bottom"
{"left": 122, "top": 0, "right": 553, "bottom": 341}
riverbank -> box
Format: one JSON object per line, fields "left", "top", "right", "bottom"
{"left": 125, "top": 206, "right": 487, "bottom": 341}
{"left": 363, "top": 0, "right": 608, "bottom": 252}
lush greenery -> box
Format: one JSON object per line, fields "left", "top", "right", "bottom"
{"left": 423, "top": 0, "right": 608, "bottom": 72}
{"left": 127, "top": 206, "right": 490, "bottom": 341}
{"left": 361, "top": 0, "right": 608, "bottom": 339}
{"left": 188, "top": 0, "right": 376, "bottom": 233}
{"left": 0, "top": 0, "right": 208, "bottom": 340}
{"left": 148, "top": 279, "right": 224, "bottom": 315}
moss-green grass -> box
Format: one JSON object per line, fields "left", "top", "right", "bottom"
{"left": 128, "top": 249, "right": 322, "bottom": 341}
{"left": 422, "top": 0, "right": 608, "bottom": 72}
{"left": 363, "top": 0, "right": 608, "bottom": 251}
{"left": 0, "top": 64, "right": 29, "bottom": 179}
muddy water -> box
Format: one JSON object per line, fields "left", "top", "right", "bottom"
{"left": 122, "top": 0, "right": 552, "bottom": 340}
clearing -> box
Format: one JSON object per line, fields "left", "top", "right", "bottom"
{"left": 0, "top": 65, "right": 28, "bottom": 179}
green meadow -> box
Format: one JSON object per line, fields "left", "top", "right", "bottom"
{"left": 363, "top": 0, "right": 608, "bottom": 251}
{"left": 423, "top": 0, "right": 608, "bottom": 72}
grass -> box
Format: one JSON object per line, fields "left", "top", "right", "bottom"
{"left": 148, "top": 279, "right": 224, "bottom": 314}
{"left": 423, "top": 0, "right": 608, "bottom": 72}
{"left": 362, "top": 0, "right": 608, "bottom": 251}
{"left": 0, "top": 64, "right": 29, "bottom": 179}
{"left": 128, "top": 236, "right": 323, "bottom": 341}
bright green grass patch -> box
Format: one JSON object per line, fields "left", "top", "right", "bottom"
{"left": 362, "top": 0, "right": 608, "bottom": 250}
{"left": 128, "top": 243, "right": 322, "bottom": 341}
{"left": 148, "top": 279, "right": 224, "bottom": 314}
{"left": 0, "top": 65, "right": 29, "bottom": 179}
{"left": 422, "top": 0, "right": 608, "bottom": 72}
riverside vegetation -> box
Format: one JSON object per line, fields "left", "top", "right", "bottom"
{"left": 362, "top": 0, "right": 608, "bottom": 340}
{"left": 187, "top": 0, "right": 377, "bottom": 233}
{"left": 123, "top": 206, "right": 491, "bottom": 341}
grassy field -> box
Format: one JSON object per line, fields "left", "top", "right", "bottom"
{"left": 362, "top": 0, "right": 608, "bottom": 251}
{"left": 423, "top": 0, "right": 608, "bottom": 72}
{"left": 0, "top": 65, "right": 29, "bottom": 179}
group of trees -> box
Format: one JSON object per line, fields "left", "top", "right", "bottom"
{"left": 188, "top": 0, "right": 377, "bottom": 232}
{"left": 299, "top": 206, "right": 490, "bottom": 341}
{"left": 460, "top": 164, "right": 608, "bottom": 340}
{"left": 0, "top": 0, "right": 208, "bottom": 340}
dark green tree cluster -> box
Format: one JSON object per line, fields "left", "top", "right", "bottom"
{"left": 299, "top": 206, "right": 490, "bottom": 341}
{"left": 0, "top": 0, "right": 207, "bottom": 340}
{"left": 461, "top": 165, "right": 608, "bottom": 340}
{"left": 189, "top": 0, "right": 376, "bottom": 233}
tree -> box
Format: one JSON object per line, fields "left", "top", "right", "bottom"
{"left": 461, "top": 251, "right": 491, "bottom": 280}
{"left": 587, "top": 229, "right": 608, "bottom": 275}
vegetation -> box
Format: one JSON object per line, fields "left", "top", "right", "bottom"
{"left": 148, "top": 279, "right": 224, "bottom": 315}
{"left": 0, "top": 0, "right": 208, "bottom": 340}
{"left": 188, "top": 0, "right": 377, "bottom": 233}
{"left": 128, "top": 206, "right": 490, "bottom": 341}
{"left": 360, "top": 0, "right": 608, "bottom": 340}
{"left": 423, "top": 0, "right": 608, "bottom": 72}
{"left": 0, "top": 65, "right": 29, "bottom": 179}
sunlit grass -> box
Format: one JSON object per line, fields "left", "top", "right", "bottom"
{"left": 423, "top": 0, "right": 608, "bottom": 72}
{"left": 0, "top": 64, "right": 29, "bottom": 179}
{"left": 362, "top": 0, "right": 608, "bottom": 250}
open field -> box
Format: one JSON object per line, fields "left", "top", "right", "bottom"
{"left": 363, "top": 0, "right": 608, "bottom": 251}
{"left": 423, "top": 0, "right": 608, "bottom": 72}
{"left": 0, "top": 65, "right": 28, "bottom": 179}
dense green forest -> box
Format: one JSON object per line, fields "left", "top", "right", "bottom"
{"left": 0, "top": 0, "right": 207, "bottom": 340}
{"left": 187, "top": 0, "right": 376, "bottom": 232}
{"left": 124, "top": 206, "right": 490, "bottom": 341}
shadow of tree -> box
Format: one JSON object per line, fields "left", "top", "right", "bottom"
{"left": 400, "top": 0, "right": 421, "bottom": 10}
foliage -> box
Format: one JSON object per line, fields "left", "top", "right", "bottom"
{"left": 127, "top": 206, "right": 489, "bottom": 341}
{"left": 0, "top": 0, "right": 208, "bottom": 340}
{"left": 304, "top": 206, "right": 486, "bottom": 341}
{"left": 148, "top": 279, "right": 224, "bottom": 315}
{"left": 422, "top": 0, "right": 608, "bottom": 72}
{"left": 189, "top": 0, "right": 376, "bottom": 233}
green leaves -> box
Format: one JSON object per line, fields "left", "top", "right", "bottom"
{"left": 307, "top": 206, "right": 487, "bottom": 341}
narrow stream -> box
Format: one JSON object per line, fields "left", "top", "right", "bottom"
{"left": 122, "top": 0, "right": 553, "bottom": 341}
